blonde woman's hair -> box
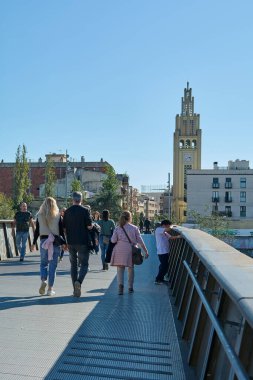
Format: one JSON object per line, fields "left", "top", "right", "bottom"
{"left": 119, "top": 211, "right": 132, "bottom": 227}
{"left": 39, "top": 197, "right": 59, "bottom": 222}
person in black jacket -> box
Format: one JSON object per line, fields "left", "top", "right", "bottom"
{"left": 63, "top": 192, "right": 92, "bottom": 297}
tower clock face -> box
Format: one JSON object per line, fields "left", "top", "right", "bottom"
{"left": 184, "top": 153, "right": 192, "bottom": 162}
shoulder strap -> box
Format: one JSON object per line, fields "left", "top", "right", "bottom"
{"left": 122, "top": 225, "right": 132, "bottom": 245}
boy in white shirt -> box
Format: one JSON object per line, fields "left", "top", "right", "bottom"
{"left": 154, "top": 220, "right": 181, "bottom": 284}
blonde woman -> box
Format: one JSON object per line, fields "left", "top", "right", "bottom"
{"left": 32, "top": 197, "right": 65, "bottom": 296}
{"left": 110, "top": 211, "right": 149, "bottom": 295}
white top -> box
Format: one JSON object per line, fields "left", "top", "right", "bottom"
{"left": 155, "top": 227, "right": 171, "bottom": 255}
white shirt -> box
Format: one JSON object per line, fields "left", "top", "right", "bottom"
{"left": 155, "top": 227, "right": 171, "bottom": 255}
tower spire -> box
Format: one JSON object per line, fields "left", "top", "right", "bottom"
{"left": 181, "top": 82, "right": 194, "bottom": 116}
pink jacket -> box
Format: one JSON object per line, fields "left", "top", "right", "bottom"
{"left": 41, "top": 233, "right": 55, "bottom": 261}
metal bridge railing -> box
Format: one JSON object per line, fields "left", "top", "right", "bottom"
{"left": 0, "top": 220, "right": 36, "bottom": 260}
{"left": 168, "top": 226, "right": 253, "bottom": 380}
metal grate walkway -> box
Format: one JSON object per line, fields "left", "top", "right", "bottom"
{"left": 0, "top": 235, "right": 186, "bottom": 380}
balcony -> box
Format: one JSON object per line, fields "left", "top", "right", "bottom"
{"left": 224, "top": 197, "right": 232, "bottom": 203}
{"left": 218, "top": 211, "right": 232, "bottom": 217}
{"left": 212, "top": 183, "right": 220, "bottom": 189}
{"left": 225, "top": 182, "right": 232, "bottom": 189}
{"left": 212, "top": 197, "right": 219, "bottom": 203}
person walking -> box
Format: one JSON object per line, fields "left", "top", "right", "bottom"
{"left": 31, "top": 197, "right": 65, "bottom": 296}
{"left": 90, "top": 211, "right": 100, "bottom": 255}
{"left": 144, "top": 218, "right": 151, "bottom": 234}
{"left": 110, "top": 210, "right": 149, "bottom": 295}
{"left": 97, "top": 210, "right": 115, "bottom": 270}
{"left": 63, "top": 191, "right": 93, "bottom": 297}
{"left": 13, "top": 202, "right": 34, "bottom": 261}
{"left": 154, "top": 220, "right": 181, "bottom": 285}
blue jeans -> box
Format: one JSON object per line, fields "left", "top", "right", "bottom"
{"left": 68, "top": 245, "right": 90, "bottom": 286}
{"left": 99, "top": 235, "right": 109, "bottom": 265}
{"left": 16, "top": 231, "right": 29, "bottom": 259}
{"left": 40, "top": 239, "right": 60, "bottom": 287}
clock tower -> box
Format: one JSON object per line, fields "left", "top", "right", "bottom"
{"left": 172, "top": 83, "right": 202, "bottom": 222}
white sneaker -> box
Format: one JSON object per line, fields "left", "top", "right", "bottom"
{"left": 39, "top": 281, "right": 47, "bottom": 295}
{"left": 47, "top": 289, "right": 56, "bottom": 296}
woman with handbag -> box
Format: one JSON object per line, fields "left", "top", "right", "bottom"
{"left": 31, "top": 197, "right": 66, "bottom": 296}
{"left": 110, "top": 210, "right": 149, "bottom": 295}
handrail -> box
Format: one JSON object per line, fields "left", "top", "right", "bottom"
{"left": 184, "top": 260, "right": 249, "bottom": 380}
{"left": 167, "top": 226, "right": 253, "bottom": 379}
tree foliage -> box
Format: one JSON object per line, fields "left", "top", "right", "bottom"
{"left": 71, "top": 178, "right": 82, "bottom": 192}
{"left": 88, "top": 165, "right": 122, "bottom": 220}
{"left": 14, "top": 144, "right": 33, "bottom": 209}
{"left": 70, "top": 178, "right": 87, "bottom": 203}
{"left": 188, "top": 208, "right": 235, "bottom": 245}
{"left": 44, "top": 157, "right": 56, "bottom": 197}
{"left": 0, "top": 193, "right": 14, "bottom": 219}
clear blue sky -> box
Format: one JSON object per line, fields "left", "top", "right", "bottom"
{"left": 1, "top": 0, "right": 253, "bottom": 190}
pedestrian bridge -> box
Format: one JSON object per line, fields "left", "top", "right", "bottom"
{"left": 0, "top": 221, "right": 253, "bottom": 380}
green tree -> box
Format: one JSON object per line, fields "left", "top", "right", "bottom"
{"left": 71, "top": 178, "right": 82, "bottom": 192}
{"left": 70, "top": 178, "right": 87, "bottom": 203}
{"left": 88, "top": 165, "right": 122, "bottom": 220}
{"left": 132, "top": 211, "right": 139, "bottom": 226}
{"left": 44, "top": 157, "right": 56, "bottom": 197}
{"left": 14, "top": 144, "right": 33, "bottom": 209}
{"left": 0, "top": 193, "right": 14, "bottom": 219}
{"left": 188, "top": 208, "right": 235, "bottom": 245}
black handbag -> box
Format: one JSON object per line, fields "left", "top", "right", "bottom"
{"left": 53, "top": 235, "right": 66, "bottom": 246}
{"left": 122, "top": 226, "right": 143, "bottom": 265}
{"left": 105, "top": 240, "right": 117, "bottom": 263}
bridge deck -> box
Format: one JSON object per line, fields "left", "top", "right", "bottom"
{"left": 0, "top": 235, "right": 186, "bottom": 380}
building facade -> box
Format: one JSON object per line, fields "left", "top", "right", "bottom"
{"left": 172, "top": 83, "right": 202, "bottom": 223}
{"left": 0, "top": 153, "right": 111, "bottom": 199}
{"left": 187, "top": 160, "right": 253, "bottom": 227}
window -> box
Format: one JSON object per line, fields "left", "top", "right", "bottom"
{"left": 225, "top": 191, "right": 232, "bottom": 202}
{"left": 240, "top": 206, "right": 246, "bottom": 217}
{"left": 240, "top": 178, "right": 246, "bottom": 188}
{"left": 225, "top": 206, "right": 232, "bottom": 217}
{"left": 212, "top": 191, "right": 219, "bottom": 202}
{"left": 225, "top": 178, "right": 232, "bottom": 188}
{"left": 212, "top": 178, "right": 219, "bottom": 188}
{"left": 240, "top": 191, "right": 246, "bottom": 202}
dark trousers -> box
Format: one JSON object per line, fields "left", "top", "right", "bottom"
{"left": 68, "top": 245, "right": 90, "bottom": 286}
{"left": 156, "top": 253, "right": 169, "bottom": 282}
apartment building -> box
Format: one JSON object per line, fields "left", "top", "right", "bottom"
{"left": 187, "top": 160, "right": 253, "bottom": 226}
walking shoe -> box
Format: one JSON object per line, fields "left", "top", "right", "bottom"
{"left": 128, "top": 288, "right": 134, "bottom": 293}
{"left": 39, "top": 281, "right": 47, "bottom": 295}
{"left": 118, "top": 284, "right": 124, "bottom": 295}
{"left": 74, "top": 280, "right": 81, "bottom": 297}
{"left": 105, "top": 263, "right": 109, "bottom": 270}
{"left": 20, "top": 257, "right": 24, "bottom": 262}
{"left": 102, "top": 264, "right": 106, "bottom": 271}
{"left": 154, "top": 280, "right": 163, "bottom": 285}
{"left": 47, "top": 289, "right": 56, "bottom": 296}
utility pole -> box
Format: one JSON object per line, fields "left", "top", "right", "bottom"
{"left": 168, "top": 173, "right": 171, "bottom": 220}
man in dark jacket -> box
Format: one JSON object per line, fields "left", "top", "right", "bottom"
{"left": 63, "top": 192, "right": 92, "bottom": 297}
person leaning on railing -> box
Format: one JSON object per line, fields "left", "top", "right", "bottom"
{"left": 154, "top": 220, "right": 182, "bottom": 285}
